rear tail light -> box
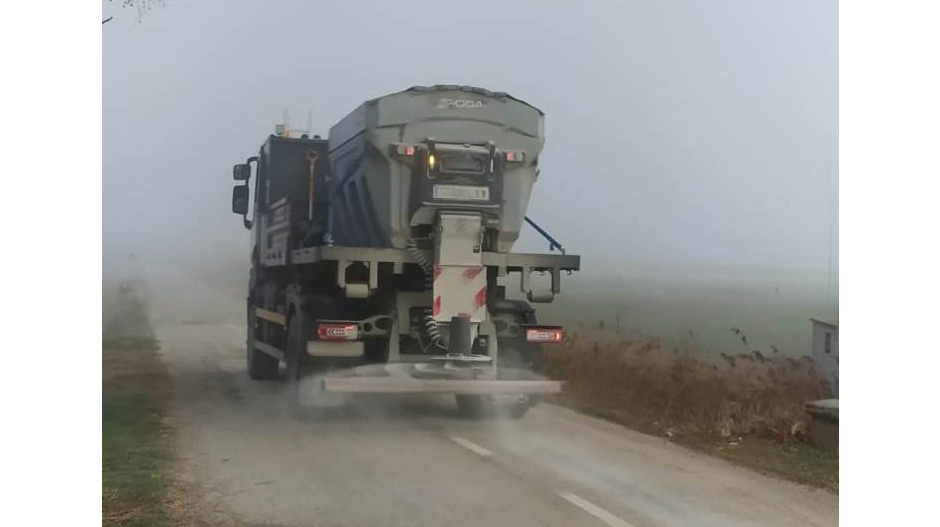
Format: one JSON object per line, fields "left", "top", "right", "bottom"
{"left": 391, "top": 143, "right": 420, "bottom": 156}
{"left": 526, "top": 327, "right": 563, "bottom": 343}
{"left": 317, "top": 323, "right": 359, "bottom": 340}
{"left": 504, "top": 150, "right": 525, "bottom": 163}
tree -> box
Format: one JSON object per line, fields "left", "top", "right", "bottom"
{"left": 103, "top": 0, "right": 164, "bottom": 24}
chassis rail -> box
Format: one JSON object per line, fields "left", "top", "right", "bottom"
{"left": 291, "top": 245, "right": 580, "bottom": 272}
{"left": 289, "top": 245, "right": 579, "bottom": 301}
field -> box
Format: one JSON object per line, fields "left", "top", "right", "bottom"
{"left": 535, "top": 268, "right": 838, "bottom": 358}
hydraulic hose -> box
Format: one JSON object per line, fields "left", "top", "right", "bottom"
{"left": 407, "top": 238, "right": 445, "bottom": 350}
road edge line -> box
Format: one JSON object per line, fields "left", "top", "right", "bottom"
{"left": 448, "top": 435, "right": 493, "bottom": 457}
{"left": 556, "top": 491, "right": 636, "bottom": 527}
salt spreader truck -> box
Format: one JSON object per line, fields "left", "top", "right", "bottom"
{"left": 230, "top": 85, "right": 580, "bottom": 417}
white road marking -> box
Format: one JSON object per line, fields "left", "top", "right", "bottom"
{"left": 556, "top": 491, "right": 636, "bottom": 527}
{"left": 448, "top": 435, "right": 493, "bottom": 457}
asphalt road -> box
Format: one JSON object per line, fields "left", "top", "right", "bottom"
{"left": 156, "top": 316, "right": 837, "bottom": 527}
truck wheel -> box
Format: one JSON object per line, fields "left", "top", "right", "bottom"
{"left": 247, "top": 303, "right": 278, "bottom": 380}
{"left": 285, "top": 314, "right": 310, "bottom": 416}
{"left": 498, "top": 345, "right": 540, "bottom": 419}
{"left": 285, "top": 313, "right": 335, "bottom": 418}
{"left": 506, "top": 395, "right": 538, "bottom": 419}
{"left": 456, "top": 394, "right": 493, "bottom": 419}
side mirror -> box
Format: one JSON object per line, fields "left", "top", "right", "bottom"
{"left": 233, "top": 163, "right": 251, "bottom": 181}
{"left": 232, "top": 185, "right": 249, "bottom": 215}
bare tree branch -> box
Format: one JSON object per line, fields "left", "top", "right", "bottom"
{"left": 104, "top": 0, "right": 165, "bottom": 24}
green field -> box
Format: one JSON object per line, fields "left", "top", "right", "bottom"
{"left": 102, "top": 288, "right": 175, "bottom": 527}
{"left": 535, "top": 269, "right": 838, "bottom": 358}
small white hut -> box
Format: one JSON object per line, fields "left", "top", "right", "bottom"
{"left": 810, "top": 318, "right": 838, "bottom": 394}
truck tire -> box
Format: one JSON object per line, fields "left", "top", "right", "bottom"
{"left": 493, "top": 299, "right": 543, "bottom": 420}
{"left": 285, "top": 312, "right": 337, "bottom": 418}
{"left": 285, "top": 313, "right": 310, "bottom": 417}
{"left": 491, "top": 298, "right": 544, "bottom": 371}
{"left": 506, "top": 394, "right": 537, "bottom": 419}
{"left": 247, "top": 302, "right": 279, "bottom": 380}
{"left": 498, "top": 345, "right": 540, "bottom": 419}
{"left": 455, "top": 394, "right": 493, "bottom": 419}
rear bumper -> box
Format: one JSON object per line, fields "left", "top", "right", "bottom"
{"left": 322, "top": 377, "right": 562, "bottom": 395}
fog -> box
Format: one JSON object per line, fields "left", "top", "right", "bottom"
{"left": 103, "top": 0, "right": 838, "bottom": 349}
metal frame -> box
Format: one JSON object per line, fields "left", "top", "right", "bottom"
{"left": 290, "top": 245, "right": 579, "bottom": 300}
{"left": 291, "top": 245, "right": 579, "bottom": 271}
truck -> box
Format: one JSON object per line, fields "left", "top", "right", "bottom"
{"left": 230, "top": 85, "right": 580, "bottom": 418}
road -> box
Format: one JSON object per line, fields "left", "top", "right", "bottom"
{"left": 152, "top": 282, "right": 837, "bottom": 527}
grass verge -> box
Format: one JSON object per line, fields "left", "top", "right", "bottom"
{"left": 544, "top": 336, "right": 839, "bottom": 493}
{"left": 103, "top": 285, "right": 175, "bottom": 526}
{"left": 673, "top": 430, "right": 839, "bottom": 492}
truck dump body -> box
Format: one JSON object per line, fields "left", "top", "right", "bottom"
{"left": 327, "top": 85, "right": 545, "bottom": 252}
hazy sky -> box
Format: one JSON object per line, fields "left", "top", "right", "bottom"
{"left": 103, "top": 0, "right": 838, "bottom": 279}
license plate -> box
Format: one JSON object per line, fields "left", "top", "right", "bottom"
{"left": 433, "top": 185, "right": 490, "bottom": 201}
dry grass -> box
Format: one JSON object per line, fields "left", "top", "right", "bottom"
{"left": 544, "top": 333, "right": 833, "bottom": 441}
{"left": 103, "top": 282, "right": 175, "bottom": 526}
{"left": 543, "top": 333, "right": 838, "bottom": 491}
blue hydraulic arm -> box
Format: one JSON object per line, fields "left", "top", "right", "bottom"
{"left": 524, "top": 216, "right": 566, "bottom": 255}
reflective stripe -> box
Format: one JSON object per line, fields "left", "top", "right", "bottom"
{"left": 255, "top": 308, "right": 286, "bottom": 326}
{"left": 433, "top": 265, "right": 487, "bottom": 322}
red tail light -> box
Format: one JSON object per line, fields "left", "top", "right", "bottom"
{"left": 318, "top": 323, "right": 359, "bottom": 340}
{"left": 526, "top": 327, "right": 563, "bottom": 343}
{"left": 391, "top": 143, "right": 420, "bottom": 156}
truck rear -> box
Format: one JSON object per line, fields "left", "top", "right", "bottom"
{"left": 230, "top": 85, "right": 580, "bottom": 417}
